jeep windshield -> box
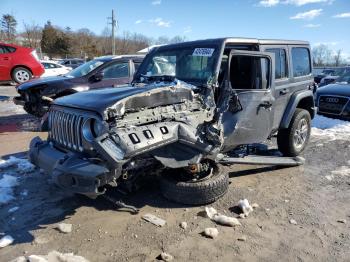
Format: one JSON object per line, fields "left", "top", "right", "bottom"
{"left": 65, "top": 59, "right": 104, "bottom": 78}
{"left": 135, "top": 46, "right": 219, "bottom": 86}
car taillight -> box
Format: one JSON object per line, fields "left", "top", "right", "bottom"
{"left": 31, "top": 50, "right": 40, "bottom": 61}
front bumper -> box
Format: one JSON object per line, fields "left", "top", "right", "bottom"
{"left": 29, "top": 137, "right": 113, "bottom": 197}
{"left": 13, "top": 96, "right": 25, "bottom": 106}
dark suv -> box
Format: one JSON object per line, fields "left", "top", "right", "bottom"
{"left": 14, "top": 55, "right": 144, "bottom": 117}
{"left": 58, "top": 59, "right": 85, "bottom": 69}
{"left": 28, "top": 38, "right": 315, "bottom": 205}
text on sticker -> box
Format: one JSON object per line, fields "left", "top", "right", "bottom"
{"left": 192, "top": 48, "right": 215, "bottom": 57}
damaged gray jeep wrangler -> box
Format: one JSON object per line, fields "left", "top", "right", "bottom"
{"left": 29, "top": 38, "right": 315, "bottom": 205}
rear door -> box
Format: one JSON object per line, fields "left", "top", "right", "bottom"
{"left": 261, "top": 46, "right": 290, "bottom": 129}
{"left": 219, "top": 50, "right": 276, "bottom": 151}
{"left": 0, "top": 45, "right": 12, "bottom": 80}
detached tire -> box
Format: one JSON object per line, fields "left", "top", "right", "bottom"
{"left": 277, "top": 108, "right": 311, "bottom": 157}
{"left": 12, "top": 67, "right": 32, "bottom": 83}
{"left": 160, "top": 169, "right": 229, "bottom": 205}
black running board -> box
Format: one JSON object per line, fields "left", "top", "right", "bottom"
{"left": 219, "top": 155, "right": 305, "bottom": 167}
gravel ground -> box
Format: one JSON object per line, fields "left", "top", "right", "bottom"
{"left": 0, "top": 85, "right": 349, "bottom": 262}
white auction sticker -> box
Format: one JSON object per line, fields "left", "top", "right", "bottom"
{"left": 192, "top": 48, "right": 215, "bottom": 57}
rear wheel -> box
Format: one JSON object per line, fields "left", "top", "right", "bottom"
{"left": 160, "top": 165, "right": 229, "bottom": 205}
{"left": 12, "top": 67, "right": 32, "bottom": 83}
{"left": 277, "top": 108, "right": 311, "bottom": 157}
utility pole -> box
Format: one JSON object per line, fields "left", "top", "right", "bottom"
{"left": 108, "top": 10, "right": 117, "bottom": 55}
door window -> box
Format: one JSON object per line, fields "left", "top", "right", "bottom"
{"left": 0, "top": 46, "right": 8, "bottom": 54}
{"left": 266, "top": 48, "right": 288, "bottom": 79}
{"left": 102, "top": 63, "right": 129, "bottom": 79}
{"left": 229, "top": 55, "right": 270, "bottom": 90}
{"left": 292, "top": 48, "right": 311, "bottom": 77}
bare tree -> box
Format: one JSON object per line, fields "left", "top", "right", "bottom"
{"left": 22, "top": 22, "right": 42, "bottom": 49}
{"left": 312, "top": 44, "right": 332, "bottom": 67}
{"left": 333, "top": 49, "right": 343, "bottom": 67}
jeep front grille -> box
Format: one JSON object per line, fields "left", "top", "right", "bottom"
{"left": 48, "top": 109, "right": 85, "bottom": 151}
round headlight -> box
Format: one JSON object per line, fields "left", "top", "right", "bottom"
{"left": 93, "top": 120, "right": 105, "bottom": 137}
{"left": 82, "top": 118, "right": 105, "bottom": 142}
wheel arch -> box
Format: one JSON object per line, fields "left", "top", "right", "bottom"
{"left": 280, "top": 90, "right": 315, "bottom": 129}
{"left": 11, "top": 65, "right": 33, "bottom": 77}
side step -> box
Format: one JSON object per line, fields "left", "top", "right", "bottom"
{"left": 219, "top": 155, "right": 305, "bottom": 167}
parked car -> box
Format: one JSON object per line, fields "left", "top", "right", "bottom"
{"left": 318, "top": 67, "right": 350, "bottom": 87}
{"left": 0, "top": 42, "right": 44, "bottom": 83}
{"left": 14, "top": 55, "right": 145, "bottom": 117}
{"left": 314, "top": 68, "right": 335, "bottom": 84}
{"left": 41, "top": 60, "right": 72, "bottom": 77}
{"left": 316, "top": 71, "right": 350, "bottom": 120}
{"left": 28, "top": 38, "right": 315, "bottom": 205}
{"left": 58, "top": 59, "right": 85, "bottom": 69}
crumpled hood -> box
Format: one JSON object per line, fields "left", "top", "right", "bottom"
{"left": 316, "top": 83, "right": 350, "bottom": 97}
{"left": 17, "top": 76, "right": 68, "bottom": 91}
{"left": 54, "top": 81, "right": 197, "bottom": 119}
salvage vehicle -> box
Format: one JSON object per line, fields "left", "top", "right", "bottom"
{"left": 318, "top": 67, "right": 350, "bottom": 87}
{"left": 58, "top": 58, "right": 85, "bottom": 69}
{"left": 28, "top": 38, "right": 315, "bottom": 206}
{"left": 14, "top": 55, "right": 144, "bottom": 117}
{"left": 316, "top": 71, "right": 350, "bottom": 120}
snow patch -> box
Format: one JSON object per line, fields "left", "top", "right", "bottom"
{"left": 331, "top": 166, "right": 350, "bottom": 177}
{"left": 0, "top": 235, "right": 14, "bottom": 248}
{"left": 0, "top": 175, "right": 18, "bottom": 204}
{"left": 312, "top": 115, "right": 350, "bottom": 141}
{"left": 0, "top": 156, "right": 35, "bottom": 173}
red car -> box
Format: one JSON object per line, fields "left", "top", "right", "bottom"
{"left": 0, "top": 42, "right": 44, "bottom": 83}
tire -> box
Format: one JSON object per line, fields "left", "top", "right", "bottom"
{"left": 160, "top": 168, "right": 229, "bottom": 205}
{"left": 12, "top": 67, "right": 32, "bottom": 84}
{"left": 277, "top": 108, "right": 311, "bottom": 157}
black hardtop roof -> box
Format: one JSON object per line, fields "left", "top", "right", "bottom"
{"left": 155, "top": 37, "right": 310, "bottom": 50}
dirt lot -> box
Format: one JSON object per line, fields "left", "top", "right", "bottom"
{"left": 0, "top": 84, "right": 349, "bottom": 262}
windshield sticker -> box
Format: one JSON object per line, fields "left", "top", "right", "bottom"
{"left": 192, "top": 48, "right": 215, "bottom": 57}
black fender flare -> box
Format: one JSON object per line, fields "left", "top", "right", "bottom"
{"left": 279, "top": 90, "right": 315, "bottom": 129}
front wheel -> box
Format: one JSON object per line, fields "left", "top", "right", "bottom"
{"left": 12, "top": 67, "right": 32, "bottom": 83}
{"left": 277, "top": 108, "right": 311, "bottom": 157}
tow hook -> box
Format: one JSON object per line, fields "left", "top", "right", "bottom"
{"left": 101, "top": 194, "right": 139, "bottom": 214}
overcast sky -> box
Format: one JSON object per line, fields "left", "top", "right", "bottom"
{"left": 1, "top": 0, "right": 350, "bottom": 59}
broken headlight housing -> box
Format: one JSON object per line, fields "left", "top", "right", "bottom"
{"left": 82, "top": 118, "right": 106, "bottom": 142}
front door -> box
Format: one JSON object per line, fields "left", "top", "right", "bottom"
{"left": 219, "top": 50, "right": 276, "bottom": 152}
{"left": 90, "top": 61, "right": 131, "bottom": 89}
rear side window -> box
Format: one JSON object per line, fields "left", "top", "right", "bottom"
{"left": 292, "top": 48, "right": 311, "bottom": 77}
{"left": 0, "top": 45, "right": 16, "bottom": 54}
{"left": 6, "top": 46, "right": 16, "bottom": 53}
{"left": 266, "top": 48, "right": 288, "bottom": 79}
{"left": 0, "top": 46, "right": 7, "bottom": 54}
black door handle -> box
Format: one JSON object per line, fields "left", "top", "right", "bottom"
{"left": 259, "top": 101, "right": 273, "bottom": 109}
{"left": 280, "top": 89, "right": 288, "bottom": 95}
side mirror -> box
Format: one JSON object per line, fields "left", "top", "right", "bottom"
{"left": 91, "top": 71, "right": 104, "bottom": 82}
